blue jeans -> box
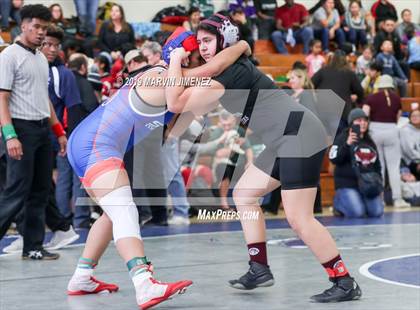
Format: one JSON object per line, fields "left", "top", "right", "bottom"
{"left": 162, "top": 138, "right": 190, "bottom": 217}
{"left": 0, "top": 0, "right": 20, "bottom": 28}
{"left": 334, "top": 188, "right": 384, "bottom": 218}
{"left": 55, "top": 154, "right": 90, "bottom": 226}
{"left": 345, "top": 28, "right": 367, "bottom": 47}
{"left": 314, "top": 27, "right": 346, "bottom": 51}
{"left": 73, "top": 0, "right": 99, "bottom": 35}
{"left": 271, "top": 27, "right": 314, "bottom": 54}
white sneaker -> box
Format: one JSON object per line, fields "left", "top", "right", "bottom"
{"left": 134, "top": 271, "right": 192, "bottom": 309}
{"left": 3, "top": 235, "right": 23, "bottom": 253}
{"left": 393, "top": 198, "right": 411, "bottom": 208}
{"left": 44, "top": 226, "right": 80, "bottom": 250}
{"left": 168, "top": 216, "right": 190, "bottom": 225}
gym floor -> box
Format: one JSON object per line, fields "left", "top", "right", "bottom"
{"left": 1, "top": 210, "right": 419, "bottom": 310}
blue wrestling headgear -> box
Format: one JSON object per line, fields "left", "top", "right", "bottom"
{"left": 162, "top": 27, "right": 199, "bottom": 64}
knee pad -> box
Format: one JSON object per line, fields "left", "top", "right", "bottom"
{"left": 98, "top": 186, "right": 141, "bottom": 242}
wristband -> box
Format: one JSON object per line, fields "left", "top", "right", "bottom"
{"left": 1, "top": 123, "right": 18, "bottom": 141}
{"left": 52, "top": 122, "right": 66, "bottom": 138}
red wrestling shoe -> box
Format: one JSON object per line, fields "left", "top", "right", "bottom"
{"left": 135, "top": 274, "right": 192, "bottom": 310}
{"left": 67, "top": 276, "right": 119, "bottom": 295}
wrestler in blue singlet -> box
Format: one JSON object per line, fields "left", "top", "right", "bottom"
{"left": 67, "top": 66, "right": 174, "bottom": 185}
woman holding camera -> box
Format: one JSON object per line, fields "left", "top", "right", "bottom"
{"left": 329, "top": 108, "right": 384, "bottom": 218}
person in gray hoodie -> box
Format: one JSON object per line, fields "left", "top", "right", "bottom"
{"left": 400, "top": 109, "right": 420, "bottom": 180}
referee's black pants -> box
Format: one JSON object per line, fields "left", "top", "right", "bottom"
{"left": 0, "top": 118, "right": 53, "bottom": 252}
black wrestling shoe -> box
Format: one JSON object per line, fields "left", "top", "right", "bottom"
{"left": 229, "top": 261, "right": 275, "bottom": 290}
{"left": 22, "top": 248, "right": 60, "bottom": 260}
{"left": 310, "top": 276, "right": 362, "bottom": 303}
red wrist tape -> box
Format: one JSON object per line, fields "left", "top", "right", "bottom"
{"left": 52, "top": 122, "right": 66, "bottom": 138}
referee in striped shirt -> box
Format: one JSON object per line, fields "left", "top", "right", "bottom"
{"left": 0, "top": 5, "right": 67, "bottom": 260}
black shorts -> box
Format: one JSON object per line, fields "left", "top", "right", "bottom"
{"left": 254, "top": 147, "right": 326, "bottom": 190}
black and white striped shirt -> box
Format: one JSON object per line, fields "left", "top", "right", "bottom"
{"left": 0, "top": 42, "right": 50, "bottom": 120}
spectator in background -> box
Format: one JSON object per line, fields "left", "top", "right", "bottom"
{"left": 329, "top": 108, "right": 384, "bottom": 218}
{"left": 370, "top": 0, "right": 397, "bottom": 29}
{"left": 94, "top": 52, "right": 112, "bottom": 100}
{"left": 141, "top": 41, "right": 162, "bottom": 65}
{"left": 396, "top": 9, "right": 420, "bottom": 44}
{"left": 311, "top": 0, "right": 345, "bottom": 52}
{"left": 376, "top": 40, "right": 408, "bottom": 97}
{"left": 191, "top": 0, "right": 214, "bottom": 18}
{"left": 309, "top": 0, "right": 345, "bottom": 16}
{"left": 254, "top": 0, "right": 277, "bottom": 39}
{"left": 344, "top": 0, "right": 368, "bottom": 49}
{"left": 49, "top": 3, "right": 64, "bottom": 27}
{"left": 229, "top": 0, "right": 257, "bottom": 22}
{"left": 73, "top": 0, "right": 99, "bottom": 36}
{"left": 361, "top": 60, "right": 383, "bottom": 95}
{"left": 363, "top": 75, "right": 410, "bottom": 208}
{"left": 356, "top": 45, "right": 374, "bottom": 79}
{"left": 198, "top": 111, "right": 254, "bottom": 210}
{"left": 373, "top": 18, "right": 403, "bottom": 61}
{"left": 0, "top": 0, "right": 22, "bottom": 31}
{"left": 98, "top": 3, "right": 135, "bottom": 55}
{"left": 41, "top": 25, "right": 91, "bottom": 229}
{"left": 408, "top": 29, "right": 420, "bottom": 71}
{"left": 400, "top": 109, "right": 420, "bottom": 181}
{"left": 183, "top": 6, "right": 201, "bottom": 32}
{"left": 231, "top": 7, "right": 255, "bottom": 56}
{"left": 305, "top": 39, "right": 325, "bottom": 77}
{"left": 271, "top": 0, "right": 313, "bottom": 55}
{"left": 312, "top": 50, "right": 364, "bottom": 131}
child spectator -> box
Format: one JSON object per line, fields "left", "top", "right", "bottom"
{"left": 344, "top": 0, "right": 368, "bottom": 49}
{"left": 361, "top": 60, "right": 383, "bottom": 95}
{"left": 356, "top": 45, "right": 373, "bottom": 78}
{"left": 376, "top": 40, "right": 408, "bottom": 97}
{"left": 311, "top": 0, "right": 345, "bottom": 52}
{"left": 396, "top": 9, "right": 420, "bottom": 44}
{"left": 329, "top": 108, "right": 384, "bottom": 218}
{"left": 407, "top": 29, "right": 420, "bottom": 71}
{"left": 305, "top": 39, "right": 325, "bottom": 77}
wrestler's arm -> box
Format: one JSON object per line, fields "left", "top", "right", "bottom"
{"left": 182, "top": 40, "right": 251, "bottom": 78}
{"left": 166, "top": 48, "right": 225, "bottom": 115}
